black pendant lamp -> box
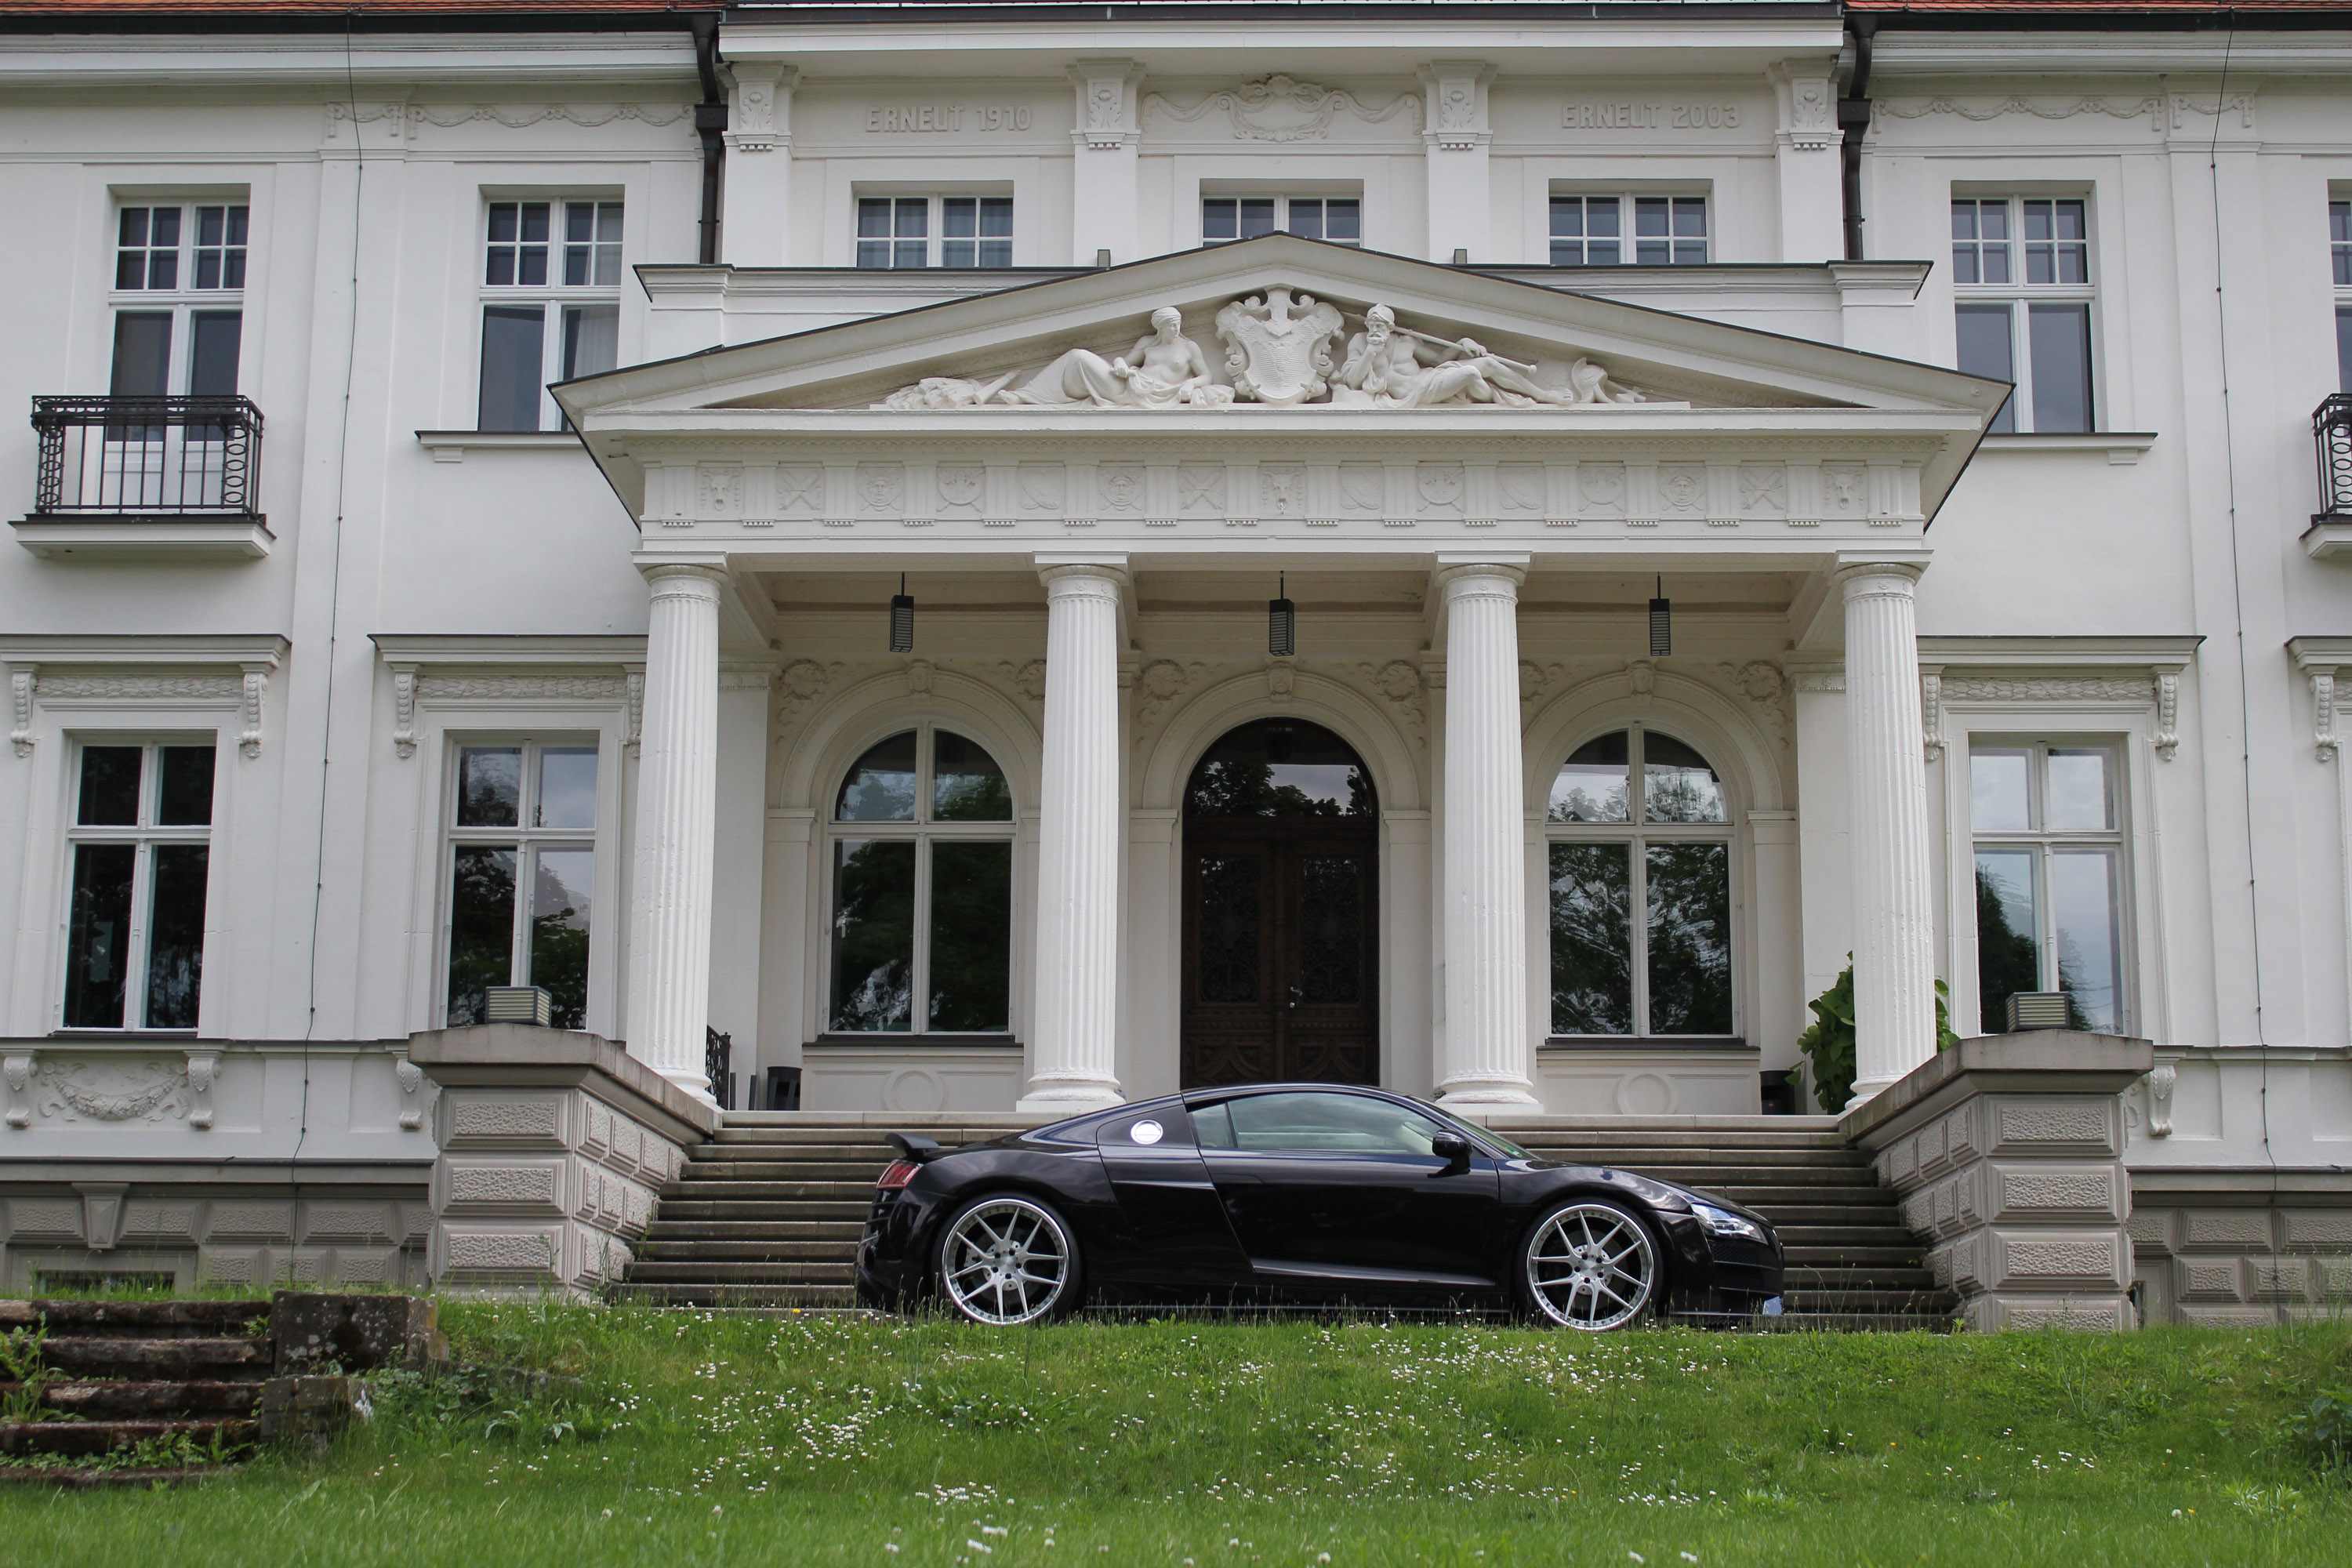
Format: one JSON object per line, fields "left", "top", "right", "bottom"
{"left": 889, "top": 573, "right": 915, "bottom": 653}
{"left": 1268, "top": 572, "right": 1297, "bottom": 658}
{"left": 1649, "top": 575, "right": 1671, "bottom": 659}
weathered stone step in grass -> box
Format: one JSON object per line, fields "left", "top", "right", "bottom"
{"left": 0, "top": 1465, "right": 229, "bottom": 1491}
{"left": 0, "top": 1379, "right": 263, "bottom": 1420}
{"left": 0, "top": 1299, "right": 271, "bottom": 1336}
{"left": 0, "top": 1417, "right": 257, "bottom": 1459}
{"left": 36, "top": 1337, "right": 273, "bottom": 1382}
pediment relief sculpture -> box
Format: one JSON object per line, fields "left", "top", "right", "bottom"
{"left": 875, "top": 291, "right": 1667, "bottom": 413}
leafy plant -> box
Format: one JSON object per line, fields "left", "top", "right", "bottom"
{"left": 1796, "top": 958, "right": 1962, "bottom": 1111}
{"left": 0, "top": 1319, "right": 53, "bottom": 1424}
{"left": 2287, "top": 1386, "right": 2352, "bottom": 1472}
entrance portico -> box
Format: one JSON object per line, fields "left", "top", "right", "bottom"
{"left": 561, "top": 234, "right": 2002, "bottom": 1115}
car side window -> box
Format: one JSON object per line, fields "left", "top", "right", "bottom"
{"left": 1102, "top": 1107, "right": 1194, "bottom": 1147}
{"left": 1219, "top": 1091, "right": 1447, "bottom": 1156}
{"left": 1193, "top": 1102, "right": 1236, "bottom": 1149}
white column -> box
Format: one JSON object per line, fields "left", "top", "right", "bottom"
{"left": 1841, "top": 556, "right": 1939, "bottom": 1105}
{"left": 625, "top": 561, "right": 727, "bottom": 1099}
{"left": 1436, "top": 557, "right": 1539, "bottom": 1106}
{"left": 1021, "top": 557, "right": 1129, "bottom": 1110}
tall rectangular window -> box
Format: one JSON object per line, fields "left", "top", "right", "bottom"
{"left": 477, "top": 198, "right": 622, "bottom": 431}
{"left": 2333, "top": 199, "right": 2352, "bottom": 392}
{"left": 63, "top": 742, "right": 216, "bottom": 1030}
{"left": 1953, "top": 196, "right": 2096, "bottom": 433}
{"left": 445, "top": 741, "right": 599, "bottom": 1028}
{"left": 1201, "top": 195, "right": 1360, "bottom": 247}
{"left": 1551, "top": 194, "right": 1708, "bottom": 265}
{"left": 108, "top": 201, "right": 247, "bottom": 398}
{"left": 1970, "top": 741, "right": 2126, "bottom": 1033}
{"left": 856, "top": 195, "right": 1014, "bottom": 268}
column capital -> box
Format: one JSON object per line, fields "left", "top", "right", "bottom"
{"left": 1036, "top": 553, "right": 1131, "bottom": 593}
{"left": 1432, "top": 554, "right": 1528, "bottom": 593}
{"left": 638, "top": 557, "right": 730, "bottom": 589}
{"left": 1832, "top": 550, "right": 1930, "bottom": 591}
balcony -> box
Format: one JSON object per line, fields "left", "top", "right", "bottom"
{"left": 15, "top": 395, "right": 271, "bottom": 560}
{"left": 2310, "top": 394, "right": 2352, "bottom": 561}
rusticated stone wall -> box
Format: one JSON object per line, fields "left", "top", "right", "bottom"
{"left": 2129, "top": 1178, "right": 2352, "bottom": 1325}
{"left": 409, "top": 1024, "right": 717, "bottom": 1296}
{"left": 1844, "top": 1031, "right": 2154, "bottom": 1331}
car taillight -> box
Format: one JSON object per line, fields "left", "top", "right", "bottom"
{"left": 877, "top": 1160, "right": 920, "bottom": 1192}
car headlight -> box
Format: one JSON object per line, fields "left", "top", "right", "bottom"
{"left": 1690, "top": 1201, "right": 1769, "bottom": 1245}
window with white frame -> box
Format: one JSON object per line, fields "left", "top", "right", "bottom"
{"left": 1549, "top": 194, "right": 1708, "bottom": 265}
{"left": 477, "top": 198, "right": 622, "bottom": 432}
{"left": 62, "top": 741, "right": 216, "bottom": 1031}
{"left": 2332, "top": 198, "right": 2352, "bottom": 390}
{"left": 110, "top": 200, "right": 247, "bottom": 399}
{"left": 1201, "top": 195, "right": 1360, "bottom": 246}
{"left": 855, "top": 195, "right": 1014, "bottom": 269}
{"left": 1969, "top": 740, "right": 2126, "bottom": 1033}
{"left": 828, "top": 728, "right": 1014, "bottom": 1034}
{"left": 1544, "top": 728, "right": 1735, "bottom": 1039}
{"left": 1951, "top": 196, "right": 2095, "bottom": 434}
{"left": 445, "top": 741, "right": 599, "bottom": 1029}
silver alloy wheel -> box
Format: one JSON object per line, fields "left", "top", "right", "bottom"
{"left": 1524, "top": 1202, "right": 1658, "bottom": 1330}
{"left": 938, "top": 1196, "right": 1074, "bottom": 1326}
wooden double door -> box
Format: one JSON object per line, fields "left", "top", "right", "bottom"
{"left": 1180, "top": 819, "right": 1380, "bottom": 1088}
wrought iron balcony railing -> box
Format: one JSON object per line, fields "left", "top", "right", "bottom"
{"left": 30, "top": 394, "right": 263, "bottom": 521}
{"left": 2316, "top": 394, "right": 2352, "bottom": 519}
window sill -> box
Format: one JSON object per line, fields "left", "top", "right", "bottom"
{"left": 13, "top": 513, "right": 271, "bottom": 561}
{"left": 808, "top": 1033, "right": 1021, "bottom": 1050}
{"left": 2304, "top": 516, "right": 2352, "bottom": 560}
{"left": 1977, "top": 432, "right": 2157, "bottom": 464}
{"left": 1542, "top": 1036, "right": 1753, "bottom": 1053}
{"left": 416, "top": 430, "right": 586, "bottom": 463}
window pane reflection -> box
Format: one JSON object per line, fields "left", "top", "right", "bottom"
{"left": 831, "top": 838, "right": 914, "bottom": 1031}
{"left": 531, "top": 847, "right": 593, "bottom": 1029}
{"left": 1185, "top": 719, "right": 1374, "bottom": 818}
{"left": 1642, "top": 732, "right": 1727, "bottom": 823}
{"left": 536, "top": 747, "right": 598, "bottom": 829}
{"left": 1548, "top": 842, "right": 1631, "bottom": 1034}
{"left": 64, "top": 844, "right": 136, "bottom": 1028}
{"left": 1974, "top": 848, "right": 2039, "bottom": 1033}
{"left": 929, "top": 841, "right": 1011, "bottom": 1030}
{"left": 1646, "top": 843, "right": 1731, "bottom": 1033}
{"left": 1971, "top": 749, "right": 2031, "bottom": 831}
{"left": 1548, "top": 731, "right": 1629, "bottom": 822}
{"left": 2044, "top": 749, "right": 2111, "bottom": 831}
{"left": 836, "top": 732, "right": 919, "bottom": 821}
{"left": 157, "top": 746, "right": 216, "bottom": 826}
{"left": 933, "top": 731, "right": 1013, "bottom": 821}
{"left": 457, "top": 747, "right": 523, "bottom": 827}
{"left": 144, "top": 845, "right": 208, "bottom": 1030}
{"left": 2053, "top": 848, "right": 2121, "bottom": 1032}
{"left": 78, "top": 746, "right": 143, "bottom": 826}
{"left": 446, "top": 845, "right": 517, "bottom": 1026}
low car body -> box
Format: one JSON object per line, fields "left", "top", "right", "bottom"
{"left": 855, "top": 1082, "right": 1783, "bottom": 1327}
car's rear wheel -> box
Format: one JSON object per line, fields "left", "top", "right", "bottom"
{"left": 935, "top": 1194, "right": 1083, "bottom": 1326}
{"left": 1519, "top": 1200, "right": 1660, "bottom": 1331}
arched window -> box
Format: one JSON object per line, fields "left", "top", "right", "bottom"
{"left": 828, "top": 725, "right": 1014, "bottom": 1034}
{"left": 1184, "top": 718, "right": 1375, "bottom": 819}
{"left": 1545, "top": 726, "right": 1733, "bottom": 1039}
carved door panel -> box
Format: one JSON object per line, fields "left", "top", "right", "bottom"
{"left": 1181, "top": 822, "right": 1378, "bottom": 1088}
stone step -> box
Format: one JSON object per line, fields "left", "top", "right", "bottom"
{"left": 650, "top": 1200, "right": 873, "bottom": 1222}
{"left": 1519, "top": 1147, "right": 1871, "bottom": 1167}
{"left": 659, "top": 1180, "right": 881, "bottom": 1202}
{"left": 633, "top": 1240, "right": 858, "bottom": 1262}
{"left": 624, "top": 1261, "right": 858, "bottom": 1285}
{"left": 0, "top": 1299, "right": 271, "bottom": 1338}
{"left": 0, "top": 1465, "right": 223, "bottom": 1490}
{"left": 670, "top": 1161, "right": 895, "bottom": 1182}
{"left": 1783, "top": 1279, "right": 1946, "bottom": 1305}
{"left": 0, "top": 1417, "right": 258, "bottom": 1460}
{"left": 1686, "top": 1185, "right": 1892, "bottom": 1209}
{"left": 1779, "top": 1245, "right": 1925, "bottom": 1268}
{"left": 0, "top": 1380, "right": 262, "bottom": 1420}
{"left": 36, "top": 1337, "right": 274, "bottom": 1383}
{"left": 641, "top": 1220, "right": 867, "bottom": 1242}
{"left": 610, "top": 1283, "right": 860, "bottom": 1308}
{"left": 1768, "top": 1227, "right": 1920, "bottom": 1248}
{"left": 691, "top": 1145, "right": 902, "bottom": 1163}
{"left": 1746, "top": 1313, "right": 1956, "bottom": 1334}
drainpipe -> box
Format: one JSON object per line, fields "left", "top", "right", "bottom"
{"left": 691, "top": 13, "right": 728, "bottom": 265}
{"left": 1839, "top": 14, "right": 1878, "bottom": 261}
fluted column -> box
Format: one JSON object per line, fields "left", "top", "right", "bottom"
{"left": 1021, "top": 557, "right": 1128, "bottom": 1110}
{"left": 625, "top": 561, "right": 727, "bottom": 1100}
{"left": 1842, "top": 556, "right": 1939, "bottom": 1106}
{"left": 1436, "top": 557, "right": 1540, "bottom": 1106}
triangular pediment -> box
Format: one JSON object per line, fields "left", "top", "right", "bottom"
{"left": 557, "top": 234, "right": 2005, "bottom": 522}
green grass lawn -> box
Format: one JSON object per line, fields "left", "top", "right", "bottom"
{"left": 5, "top": 1301, "right": 2350, "bottom": 1566}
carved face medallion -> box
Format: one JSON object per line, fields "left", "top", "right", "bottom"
{"left": 936, "top": 464, "right": 984, "bottom": 506}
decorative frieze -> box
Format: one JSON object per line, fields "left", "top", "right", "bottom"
{"left": 1144, "top": 75, "right": 1421, "bottom": 142}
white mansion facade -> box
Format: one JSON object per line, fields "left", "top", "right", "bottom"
{"left": 2, "top": 0, "right": 2350, "bottom": 1309}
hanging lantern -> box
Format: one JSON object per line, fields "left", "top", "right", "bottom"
{"left": 1268, "top": 572, "right": 1297, "bottom": 658}
{"left": 889, "top": 573, "right": 915, "bottom": 654}
{"left": 1649, "top": 575, "right": 1671, "bottom": 659}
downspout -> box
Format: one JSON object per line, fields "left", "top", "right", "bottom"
{"left": 691, "top": 13, "right": 728, "bottom": 265}
{"left": 1839, "top": 14, "right": 1878, "bottom": 261}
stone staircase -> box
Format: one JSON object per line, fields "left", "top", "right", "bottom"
{"left": 618, "top": 1114, "right": 1958, "bottom": 1330}
{"left": 0, "top": 1298, "right": 271, "bottom": 1487}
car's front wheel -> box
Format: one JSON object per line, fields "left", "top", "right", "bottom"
{"left": 935, "top": 1193, "right": 1083, "bottom": 1325}
{"left": 1519, "top": 1200, "right": 1660, "bottom": 1330}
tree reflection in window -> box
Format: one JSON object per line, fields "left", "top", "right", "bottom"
{"left": 1545, "top": 728, "right": 1733, "bottom": 1037}
{"left": 827, "top": 727, "right": 1013, "bottom": 1033}
{"left": 1185, "top": 719, "right": 1374, "bottom": 819}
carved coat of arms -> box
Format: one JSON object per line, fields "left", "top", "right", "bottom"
{"left": 1214, "top": 288, "right": 1345, "bottom": 408}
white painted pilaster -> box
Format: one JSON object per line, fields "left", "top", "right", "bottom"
{"left": 1419, "top": 60, "right": 1494, "bottom": 262}
{"left": 708, "top": 662, "right": 772, "bottom": 1094}
{"left": 1069, "top": 60, "right": 1144, "bottom": 265}
{"left": 1435, "top": 556, "right": 1538, "bottom": 1106}
{"left": 1769, "top": 60, "right": 1843, "bottom": 263}
{"left": 625, "top": 560, "right": 728, "bottom": 1100}
{"left": 1022, "top": 554, "right": 1130, "bottom": 1109}
{"left": 720, "top": 63, "right": 797, "bottom": 267}
{"left": 1840, "top": 554, "right": 1938, "bottom": 1105}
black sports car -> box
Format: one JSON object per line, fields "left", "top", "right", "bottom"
{"left": 855, "top": 1083, "right": 1783, "bottom": 1330}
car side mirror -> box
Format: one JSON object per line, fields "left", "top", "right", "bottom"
{"left": 1430, "top": 1132, "right": 1473, "bottom": 1172}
